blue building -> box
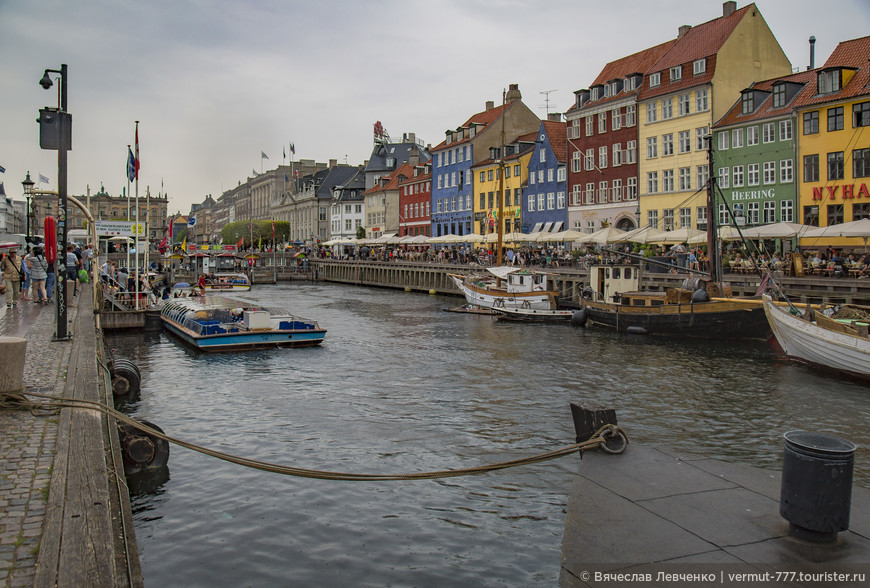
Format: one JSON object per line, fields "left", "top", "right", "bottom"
{"left": 523, "top": 117, "right": 568, "bottom": 234}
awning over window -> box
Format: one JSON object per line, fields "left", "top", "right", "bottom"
{"left": 543, "top": 222, "right": 553, "bottom": 232}
{"left": 531, "top": 222, "right": 544, "bottom": 233}
{"left": 551, "top": 221, "right": 564, "bottom": 232}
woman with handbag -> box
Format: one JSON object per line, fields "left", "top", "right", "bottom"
{"left": 26, "top": 247, "right": 49, "bottom": 303}
{"left": 1, "top": 250, "right": 23, "bottom": 307}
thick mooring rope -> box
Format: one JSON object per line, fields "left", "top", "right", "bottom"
{"left": 2, "top": 390, "right": 628, "bottom": 481}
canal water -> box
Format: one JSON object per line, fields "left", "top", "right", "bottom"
{"left": 106, "top": 282, "right": 869, "bottom": 587}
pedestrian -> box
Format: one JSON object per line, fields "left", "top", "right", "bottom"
{"left": 83, "top": 244, "right": 93, "bottom": 271}
{"left": 45, "top": 259, "right": 55, "bottom": 303}
{"left": 25, "top": 246, "right": 49, "bottom": 303}
{"left": 20, "top": 247, "right": 31, "bottom": 300}
{"left": 65, "top": 244, "right": 80, "bottom": 295}
{"left": 1, "top": 250, "right": 23, "bottom": 307}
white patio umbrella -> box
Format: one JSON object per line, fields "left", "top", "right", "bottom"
{"left": 523, "top": 230, "right": 549, "bottom": 242}
{"left": 446, "top": 233, "right": 484, "bottom": 244}
{"left": 535, "top": 229, "right": 587, "bottom": 242}
{"left": 426, "top": 234, "right": 456, "bottom": 244}
{"left": 742, "top": 221, "right": 813, "bottom": 240}
{"left": 687, "top": 225, "right": 744, "bottom": 244}
{"left": 501, "top": 231, "right": 531, "bottom": 242}
{"left": 576, "top": 227, "right": 626, "bottom": 245}
{"left": 615, "top": 226, "right": 667, "bottom": 244}
{"left": 649, "top": 227, "right": 705, "bottom": 245}
{"left": 802, "top": 218, "right": 870, "bottom": 238}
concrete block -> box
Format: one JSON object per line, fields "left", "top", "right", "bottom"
{"left": 0, "top": 337, "right": 27, "bottom": 394}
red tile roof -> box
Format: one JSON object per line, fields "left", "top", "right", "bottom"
{"left": 541, "top": 120, "right": 567, "bottom": 162}
{"left": 715, "top": 69, "right": 817, "bottom": 127}
{"left": 363, "top": 162, "right": 414, "bottom": 195}
{"left": 790, "top": 35, "right": 870, "bottom": 109}
{"left": 430, "top": 102, "right": 512, "bottom": 151}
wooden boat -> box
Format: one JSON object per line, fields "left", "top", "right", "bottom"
{"left": 160, "top": 295, "right": 325, "bottom": 351}
{"left": 578, "top": 264, "right": 770, "bottom": 339}
{"left": 492, "top": 302, "right": 576, "bottom": 322}
{"left": 763, "top": 294, "right": 870, "bottom": 379}
{"left": 448, "top": 267, "right": 559, "bottom": 310}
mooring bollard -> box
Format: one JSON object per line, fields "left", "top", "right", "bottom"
{"left": 780, "top": 430, "right": 857, "bottom": 543}
{"left": 0, "top": 336, "right": 27, "bottom": 395}
{"left": 569, "top": 402, "right": 625, "bottom": 454}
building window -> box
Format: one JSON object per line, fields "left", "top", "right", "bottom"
{"left": 854, "top": 148, "right": 870, "bottom": 178}
{"left": 599, "top": 146, "right": 608, "bottom": 169}
{"left": 854, "top": 102, "right": 870, "bottom": 128}
{"left": 679, "top": 207, "right": 691, "bottom": 229}
{"left": 854, "top": 203, "right": 870, "bottom": 221}
{"left": 697, "top": 165, "right": 709, "bottom": 189}
{"left": 571, "top": 151, "right": 582, "bottom": 173}
{"left": 747, "top": 163, "right": 760, "bottom": 186}
{"left": 487, "top": 170, "right": 494, "bottom": 181}
{"left": 747, "top": 126, "right": 759, "bottom": 146}
{"left": 731, "top": 128, "right": 744, "bottom": 148}
{"left": 479, "top": 193, "right": 485, "bottom": 209}
{"left": 803, "top": 154, "right": 819, "bottom": 182}
{"left": 661, "top": 98, "right": 673, "bottom": 119}
{"left": 818, "top": 69, "right": 842, "bottom": 94}
{"left": 647, "top": 172, "right": 658, "bottom": 194}
{"left": 626, "top": 140, "right": 637, "bottom": 163}
{"left": 679, "top": 167, "right": 691, "bottom": 191}
{"left": 647, "top": 209, "right": 659, "bottom": 228}
{"left": 763, "top": 161, "right": 776, "bottom": 184}
{"left": 613, "top": 143, "right": 622, "bottom": 166}
{"left": 626, "top": 105, "right": 636, "bottom": 126}
{"left": 741, "top": 93, "right": 753, "bottom": 114}
{"left": 528, "top": 194, "right": 535, "bottom": 212}
{"left": 678, "top": 130, "right": 691, "bottom": 153}
{"left": 697, "top": 206, "right": 708, "bottom": 230}
{"left": 626, "top": 177, "right": 637, "bottom": 200}
{"left": 827, "top": 151, "right": 844, "bottom": 181}
{"left": 557, "top": 191, "right": 565, "bottom": 208}
{"left": 662, "top": 134, "right": 674, "bottom": 156}
{"left": 514, "top": 189, "right": 521, "bottom": 206}
{"left": 781, "top": 200, "right": 793, "bottom": 223}
{"left": 693, "top": 59, "right": 706, "bottom": 75}
{"left": 611, "top": 179, "right": 622, "bottom": 202}
{"left": 780, "top": 159, "right": 793, "bottom": 183}
{"left": 585, "top": 183, "right": 594, "bottom": 204}
{"left": 662, "top": 169, "right": 674, "bottom": 192}
{"left": 678, "top": 93, "right": 690, "bottom": 116}
{"left": 547, "top": 192, "right": 555, "bottom": 209}
{"left": 646, "top": 102, "right": 657, "bottom": 123}
{"left": 763, "top": 201, "right": 776, "bottom": 224}
{"left": 514, "top": 164, "right": 521, "bottom": 176}
{"left": 696, "top": 127, "right": 709, "bottom": 151}
{"left": 598, "top": 112, "right": 607, "bottom": 134}
{"left": 717, "top": 130, "right": 729, "bottom": 150}
{"left": 612, "top": 108, "right": 621, "bottom": 130}
{"left": 538, "top": 193, "right": 547, "bottom": 209}
{"left": 505, "top": 166, "right": 511, "bottom": 179}
{"left": 803, "top": 111, "right": 819, "bottom": 134}
{"left": 732, "top": 165, "right": 744, "bottom": 187}
{"left": 663, "top": 209, "right": 674, "bottom": 230}
{"left": 538, "top": 170, "right": 544, "bottom": 184}
{"left": 696, "top": 88, "right": 709, "bottom": 111}
{"left": 719, "top": 204, "right": 730, "bottom": 226}
{"left": 827, "top": 106, "right": 844, "bottom": 132}
{"left": 586, "top": 116, "right": 593, "bottom": 136}
{"left": 557, "top": 167, "right": 565, "bottom": 182}
{"left": 670, "top": 66, "right": 682, "bottom": 82}
{"left": 585, "top": 149, "right": 594, "bottom": 171}
{"left": 647, "top": 137, "right": 658, "bottom": 159}
{"left": 780, "top": 119, "right": 793, "bottom": 141}
{"left": 762, "top": 122, "right": 775, "bottom": 143}
{"left": 718, "top": 167, "right": 730, "bottom": 188}
{"left": 598, "top": 182, "right": 608, "bottom": 203}
{"left": 772, "top": 84, "right": 786, "bottom": 108}
{"left": 569, "top": 119, "right": 581, "bottom": 140}
{"left": 827, "top": 203, "right": 844, "bottom": 226}
{"left": 747, "top": 202, "right": 760, "bottom": 225}
{"left": 803, "top": 205, "right": 819, "bottom": 227}
{"left": 649, "top": 72, "right": 661, "bottom": 87}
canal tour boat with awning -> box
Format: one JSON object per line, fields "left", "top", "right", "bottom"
{"left": 448, "top": 267, "right": 560, "bottom": 310}
{"left": 175, "top": 272, "right": 252, "bottom": 293}
{"left": 160, "top": 295, "right": 325, "bottom": 351}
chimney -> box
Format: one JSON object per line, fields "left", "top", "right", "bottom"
{"left": 329, "top": 159, "right": 337, "bottom": 168}
{"left": 505, "top": 83, "right": 522, "bottom": 102}
{"left": 407, "top": 132, "right": 416, "bottom": 144}
{"left": 678, "top": 24, "right": 692, "bottom": 38}
{"left": 723, "top": 1, "right": 736, "bottom": 17}
{"left": 486, "top": 100, "right": 495, "bottom": 110}
{"left": 548, "top": 113, "right": 562, "bottom": 122}
{"left": 408, "top": 145, "right": 420, "bottom": 168}
{"left": 808, "top": 36, "right": 816, "bottom": 70}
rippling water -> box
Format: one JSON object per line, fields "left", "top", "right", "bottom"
{"left": 106, "top": 282, "right": 870, "bottom": 587}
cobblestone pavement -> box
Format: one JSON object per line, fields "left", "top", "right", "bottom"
{"left": 0, "top": 296, "right": 79, "bottom": 587}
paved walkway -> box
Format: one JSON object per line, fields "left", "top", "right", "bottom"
{"left": 0, "top": 295, "right": 78, "bottom": 587}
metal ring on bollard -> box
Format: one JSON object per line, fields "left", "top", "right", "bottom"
{"left": 598, "top": 426, "right": 628, "bottom": 454}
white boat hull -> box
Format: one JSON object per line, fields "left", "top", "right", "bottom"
{"left": 449, "top": 274, "right": 556, "bottom": 310}
{"left": 763, "top": 295, "right": 870, "bottom": 379}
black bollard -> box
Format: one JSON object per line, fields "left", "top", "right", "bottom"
{"left": 570, "top": 402, "right": 617, "bottom": 444}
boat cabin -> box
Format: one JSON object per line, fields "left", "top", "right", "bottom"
{"left": 504, "top": 269, "right": 555, "bottom": 294}
{"left": 589, "top": 264, "right": 642, "bottom": 303}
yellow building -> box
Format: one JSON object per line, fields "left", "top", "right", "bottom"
{"left": 794, "top": 36, "right": 870, "bottom": 250}
{"left": 470, "top": 134, "right": 534, "bottom": 237}
{"left": 637, "top": 2, "right": 791, "bottom": 230}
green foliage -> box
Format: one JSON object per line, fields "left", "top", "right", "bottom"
{"left": 220, "top": 220, "right": 290, "bottom": 247}
{"left": 355, "top": 225, "right": 366, "bottom": 239}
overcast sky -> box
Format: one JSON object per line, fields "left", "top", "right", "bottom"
{"left": 1, "top": 0, "right": 867, "bottom": 214}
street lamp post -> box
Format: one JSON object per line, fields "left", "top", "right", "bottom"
{"left": 21, "top": 172, "right": 34, "bottom": 240}
{"left": 38, "top": 63, "right": 71, "bottom": 341}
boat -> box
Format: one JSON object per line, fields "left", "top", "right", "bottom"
{"left": 159, "top": 295, "right": 325, "bottom": 351}
{"left": 577, "top": 264, "right": 771, "bottom": 338}
{"left": 491, "top": 301, "right": 576, "bottom": 322}
{"left": 763, "top": 294, "right": 870, "bottom": 379}
{"left": 448, "top": 267, "right": 560, "bottom": 310}
{"left": 175, "top": 272, "right": 251, "bottom": 293}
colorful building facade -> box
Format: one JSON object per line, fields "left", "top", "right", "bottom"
{"left": 523, "top": 118, "right": 568, "bottom": 234}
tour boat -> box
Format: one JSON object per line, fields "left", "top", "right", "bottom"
{"left": 577, "top": 263, "right": 770, "bottom": 339}
{"left": 160, "top": 295, "right": 325, "bottom": 351}
{"left": 763, "top": 294, "right": 870, "bottom": 379}
{"left": 176, "top": 272, "right": 251, "bottom": 293}
{"left": 448, "top": 267, "right": 559, "bottom": 310}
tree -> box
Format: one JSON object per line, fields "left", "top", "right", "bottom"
{"left": 220, "top": 220, "right": 290, "bottom": 248}
{"left": 355, "top": 225, "right": 366, "bottom": 240}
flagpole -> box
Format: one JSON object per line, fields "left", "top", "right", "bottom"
{"left": 126, "top": 144, "right": 131, "bottom": 277}
{"left": 145, "top": 184, "right": 150, "bottom": 291}
{"left": 134, "top": 120, "right": 140, "bottom": 307}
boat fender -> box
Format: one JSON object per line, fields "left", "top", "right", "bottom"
{"left": 691, "top": 289, "right": 710, "bottom": 303}
{"left": 110, "top": 359, "right": 141, "bottom": 397}
{"left": 571, "top": 309, "right": 588, "bottom": 327}
{"left": 118, "top": 420, "right": 170, "bottom": 475}
{"left": 626, "top": 325, "right": 647, "bottom": 335}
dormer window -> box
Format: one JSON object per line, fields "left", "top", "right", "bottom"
{"left": 603, "top": 85, "right": 610, "bottom": 98}
{"left": 649, "top": 72, "right": 661, "bottom": 87}
{"left": 670, "top": 66, "right": 682, "bottom": 82}
{"left": 693, "top": 59, "right": 706, "bottom": 75}
{"left": 610, "top": 81, "right": 619, "bottom": 96}
{"left": 818, "top": 69, "right": 842, "bottom": 94}
{"left": 741, "top": 92, "right": 753, "bottom": 114}
{"left": 591, "top": 86, "right": 600, "bottom": 100}
{"left": 772, "top": 84, "right": 786, "bottom": 108}
{"left": 386, "top": 157, "right": 395, "bottom": 168}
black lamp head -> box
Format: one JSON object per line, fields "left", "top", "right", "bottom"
{"left": 39, "top": 71, "right": 53, "bottom": 90}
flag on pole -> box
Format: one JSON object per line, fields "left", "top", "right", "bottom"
{"left": 134, "top": 125, "right": 140, "bottom": 179}
{"left": 290, "top": 143, "right": 295, "bottom": 155}
{"left": 181, "top": 236, "right": 186, "bottom": 252}
{"left": 39, "top": 173, "right": 50, "bottom": 184}
{"left": 258, "top": 236, "right": 262, "bottom": 251}
{"left": 236, "top": 236, "right": 244, "bottom": 249}
{"left": 168, "top": 216, "right": 173, "bottom": 240}
{"left": 261, "top": 151, "right": 269, "bottom": 159}
{"left": 126, "top": 147, "right": 136, "bottom": 182}
{"left": 283, "top": 146, "right": 286, "bottom": 159}
{"left": 271, "top": 220, "right": 275, "bottom": 242}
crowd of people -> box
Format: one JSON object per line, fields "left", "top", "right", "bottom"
{"left": 1, "top": 242, "right": 94, "bottom": 308}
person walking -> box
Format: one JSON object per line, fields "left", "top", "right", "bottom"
{"left": 45, "top": 259, "right": 55, "bottom": 303}
{"left": 20, "top": 249, "right": 31, "bottom": 300}
{"left": 25, "top": 246, "right": 49, "bottom": 303}
{"left": 1, "top": 250, "right": 23, "bottom": 307}
{"left": 65, "top": 244, "right": 81, "bottom": 296}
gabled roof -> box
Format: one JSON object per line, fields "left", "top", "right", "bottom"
{"left": 362, "top": 162, "right": 412, "bottom": 195}
{"left": 430, "top": 102, "right": 512, "bottom": 151}
{"left": 315, "top": 165, "right": 361, "bottom": 200}
{"left": 638, "top": 4, "right": 752, "bottom": 100}
{"left": 540, "top": 120, "right": 567, "bottom": 163}
{"left": 333, "top": 167, "right": 367, "bottom": 203}
{"left": 790, "top": 35, "right": 870, "bottom": 109}
{"left": 715, "top": 69, "right": 816, "bottom": 127}
{"left": 364, "top": 141, "right": 431, "bottom": 174}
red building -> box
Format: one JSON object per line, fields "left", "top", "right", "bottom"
{"left": 398, "top": 161, "right": 432, "bottom": 237}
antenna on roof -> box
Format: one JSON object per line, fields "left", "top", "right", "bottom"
{"left": 539, "top": 90, "right": 558, "bottom": 116}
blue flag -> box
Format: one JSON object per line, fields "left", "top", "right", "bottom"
{"left": 0, "top": 164, "right": 5, "bottom": 173}
{"left": 126, "top": 147, "right": 136, "bottom": 182}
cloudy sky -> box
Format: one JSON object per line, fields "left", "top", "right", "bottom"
{"left": 1, "top": 0, "right": 867, "bottom": 214}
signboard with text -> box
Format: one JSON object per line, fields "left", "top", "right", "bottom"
{"left": 94, "top": 220, "right": 145, "bottom": 237}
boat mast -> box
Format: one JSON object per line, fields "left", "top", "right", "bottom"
{"left": 706, "top": 135, "right": 722, "bottom": 284}
{"left": 496, "top": 88, "right": 506, "bottom": 266}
